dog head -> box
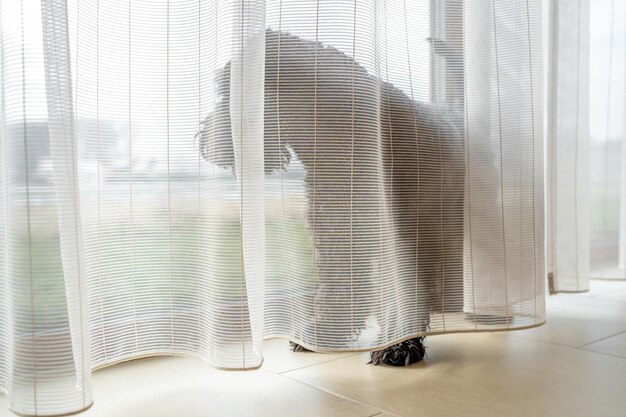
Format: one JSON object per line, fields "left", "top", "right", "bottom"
{"left": 197, "top": 44, "right": 292, "bottom": 175}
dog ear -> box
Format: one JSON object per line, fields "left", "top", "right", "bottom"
{"left": 214, "top": 61, "right": 232, "bottom": 99}
{"left": 196, "top": 95, "right": 237, "bottom": 175}
{"left": 197, "top": 62, "right": 236, "bottom": 166}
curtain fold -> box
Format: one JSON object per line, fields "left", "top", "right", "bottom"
{"left": 0, "top": 0, "right": 545, "bottom": 415}
{"left": 546, "top": 0, "right": 590, "bottom": 293}
{"left": 40, "top": 0, "right": 92, "bottom": 409}
{"left": 589, "top": 0, "right": 626, "bottom": 280}
{"left": 463, "top": 0, "right": 544, "bottom": 317}
{"left": 230, "top": 0, "right": 266, "bottom": 368}
{"left": 547, "top": 0, "right": 626, "bottom": 290}
{"left": 0, "top": 0, "right": 91, "bottom": 414}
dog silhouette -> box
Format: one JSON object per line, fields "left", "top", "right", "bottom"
{"left": 197, "top": 29, "right": 465, "bottom": 365}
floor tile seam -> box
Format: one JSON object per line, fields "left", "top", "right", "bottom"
{"left": 504, "top": 332, "right": 583, "bottom": 349}
{"left": 279, "top": 370, "right": 392, "bottom": 415}
{"left": 576, "top": 329, "right": 626, "bottom": 348}
{"left": 263, "top": 353, "right": 363, "bottom": 375}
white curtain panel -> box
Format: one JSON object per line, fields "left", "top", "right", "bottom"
{"left": 0, "top": 0, "right": 545, "bottom": 415}
{"left": 547, "top": 0, "right": 626, "bottom": 289}
{"left": 546, "top": 0, "right": 590, "bottom": 293}
{"left": 589, "top": 0, "right": 626, "bottom": 280}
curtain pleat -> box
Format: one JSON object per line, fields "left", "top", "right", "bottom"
{"left": 230, "top": 0, "right": 266, "bottom": 368}
{"left": 546, "top": 0, "right": 590, "bottom": 293}
{"left": 589, "top": 0, "right": 626, "bottom": 280}
{"left": 0, "top": 0, "right": 91, "bottom": 414}
{"left": 0, "top": 0, "right": 545, "bottom": 415}
{"left": 548, "top": 0, "right": 626, "bottom": 289}
{"left": 0, "top": 0, "right": 9, "bottom": 408}
{"left": 463, "top": 0, "right": 544, "bottom": 317}
{"left": 41, "top": 0, "right": 92, "bottom": 410}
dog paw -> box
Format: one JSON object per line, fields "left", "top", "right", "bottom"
{"left": 368, "top": 337, "right": 426, "bottom": 366}
{"left": 289, "top": 341, "right": 312, "bottom": 352}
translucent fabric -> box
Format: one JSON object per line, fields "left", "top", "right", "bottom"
{"left": 546, "top": 0, "right": 590, "bottom": 293}
{"left": 588, "top": 0, "right": 626, "bottom": 280}
{"left": 548, "top": 0, "right": 626, "bottom": 290}
{"left": 0, "top": 0, "right": 545, "bottom": 415}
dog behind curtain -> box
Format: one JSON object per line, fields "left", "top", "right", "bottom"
{"left": 197, "top": 29, "right": 465, "bottom": 364}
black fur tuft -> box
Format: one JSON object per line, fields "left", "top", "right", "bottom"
{"left": 368, "top": 337, "right": 426, "bottom": 366}
{"left": 290, "top": 342, "right": 312, "bottom": 352}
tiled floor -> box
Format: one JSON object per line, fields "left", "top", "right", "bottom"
{"left": 3, "top": 280, "right": 626, "bottom": 417}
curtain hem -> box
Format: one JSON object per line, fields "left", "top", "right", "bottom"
{"left": 10, "top": 402, "right": 94, "bottom": 417}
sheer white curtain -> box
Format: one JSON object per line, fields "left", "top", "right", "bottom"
{"left": 0, "top": 0, "right": 544, "bottom": 415}
{"left": 546, "top": 0, "right": 590, "bottom": 293}
{"left": 549, "top": 0, "right": 626, "bottom": 290}
{"left": 588, "top": 0, "right": 626, "bottom": 280}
